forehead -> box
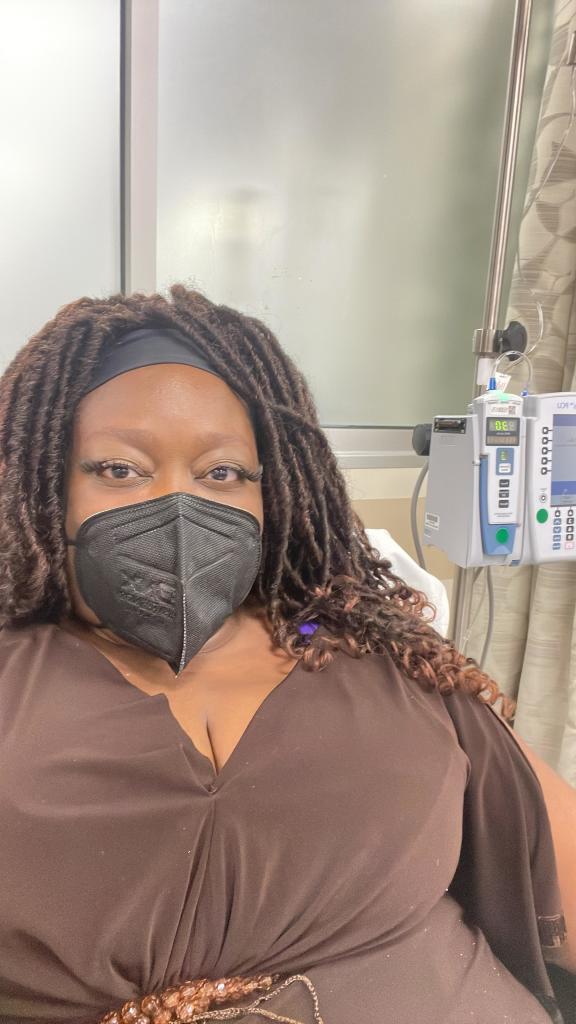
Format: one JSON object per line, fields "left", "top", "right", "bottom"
{"left": 72, "top": 363, "right": 256, "bottom": 446}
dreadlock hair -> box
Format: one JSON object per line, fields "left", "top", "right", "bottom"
{"left": 0, "top": 284, "right": 514, "bottom": 719}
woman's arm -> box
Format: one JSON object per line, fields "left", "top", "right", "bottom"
{"left": 502, "top": 722, "right": 576, "bottom": 975}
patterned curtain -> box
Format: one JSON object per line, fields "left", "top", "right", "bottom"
{"left": 467, "top": 0, "right": 576, "bottom": 785}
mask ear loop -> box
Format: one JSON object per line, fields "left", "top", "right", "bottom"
{"left": 65, "top": 538, "right": 107, "bottom": 631}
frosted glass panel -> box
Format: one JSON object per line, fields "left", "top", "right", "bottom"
{"left": 0, "top": 0, "right": 121, "bottom": 369}
{"left": 157, "top": 1, "right": 550, "bottom": 426}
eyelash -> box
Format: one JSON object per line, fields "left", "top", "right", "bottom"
{"left": 79, "top": 459, "right": 263, "bottom": 483}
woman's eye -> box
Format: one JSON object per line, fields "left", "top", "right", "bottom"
{"left": 206, "top": 465, "right": 243, "bottom": 482}
{"left": 81, "top": 460, "right": 143, "bottom": 481}
{"left": 104, "top": 463, "right": 139, "bottom": 480}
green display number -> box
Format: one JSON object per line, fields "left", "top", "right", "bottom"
{"left": 486, "top": 416, "right": 519, "bottom": 446}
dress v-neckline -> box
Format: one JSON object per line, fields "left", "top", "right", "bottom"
{"left": 62, "top": 625, "right": 307, "bottom": 791}
{"left": 158, "top": 667, "right": 302, "bottom": 789}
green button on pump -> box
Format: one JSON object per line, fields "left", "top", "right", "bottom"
{"left": 536, "top": 508, "right": 549, "bottom": 524}
{"left": 496, "top": 528, "right": 509, "bottom": 544}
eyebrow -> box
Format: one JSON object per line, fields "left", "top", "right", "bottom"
{"left": 83, "top": 427, "right": 254, "bottom": 450}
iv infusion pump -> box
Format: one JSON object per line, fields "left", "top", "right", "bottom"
{"left": 424, "top": 392, "right": 576, "bottom": 567}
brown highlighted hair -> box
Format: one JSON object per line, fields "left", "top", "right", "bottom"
{"left": 0, "top": 285, "right": 514, "bottom": 718}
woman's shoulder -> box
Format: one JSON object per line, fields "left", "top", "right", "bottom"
{"left": 0, "top": 622, "right": 127, "bottom": 747}
{"left": 0, "top": 621, "right": 85, "bottom": 687}
{"left": 0, "top": 620, "right": 125, "bottom": 683}
{"left": 335, "top": 640, "right": 505, "bottom": 717}
{"left": 0, "top": 624, "right": 63, "bottom": 753}
{"left": 314, "top": 639, "right": 468, "bottom": 748}
{"left": 0, "top": 622, "right": 60, "bottom": 686}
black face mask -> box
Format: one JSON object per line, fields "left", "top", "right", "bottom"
{"left": 68, "top": 492, "right": 262, "bottom": 673}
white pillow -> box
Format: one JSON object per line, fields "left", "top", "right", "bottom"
{"left": 364, "top": 528, "right": 450, "bottom": 637}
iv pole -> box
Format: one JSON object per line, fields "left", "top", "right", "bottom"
{"left": 450, "top": 0, "right": 533, "bottom": 648}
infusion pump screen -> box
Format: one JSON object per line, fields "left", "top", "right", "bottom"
{"left": 551, "top": 414, "right": 576, "bottom": 506}
{"left": 485, "top": 417, "right": 520, "bottom": 446}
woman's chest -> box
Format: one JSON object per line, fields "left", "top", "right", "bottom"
{"left": 130, "top": 654, "right": 301, "bottom": 775}
{"left": 1, "top": 625, "right": 475, "bottom": 1014}
{"left": 1, "top": 654, "right": 470, "bottom": 1003}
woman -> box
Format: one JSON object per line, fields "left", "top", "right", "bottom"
{"left": 0, "top": 285, "right": 573, "bottom": 1024}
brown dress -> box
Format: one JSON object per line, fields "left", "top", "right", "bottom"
{"left": 0, "top": 624, "right": 566, "bottom": 1023}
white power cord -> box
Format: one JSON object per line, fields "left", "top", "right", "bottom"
{"left": 410, "top": 461, "right": 429, "bottom": 571}
{"left": 479, "top": 567, "right": 495, "bottom": 670}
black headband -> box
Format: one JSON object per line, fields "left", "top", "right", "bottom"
{"left": 85, "top": 327, "right": 223, "bottom": 395}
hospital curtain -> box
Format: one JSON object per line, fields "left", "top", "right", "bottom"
{"left": 467, "top": 0, "right": 576, "bottom": 786}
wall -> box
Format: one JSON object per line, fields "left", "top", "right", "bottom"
{"left": 0, "top": 0, "right": 121, "bottom": 368}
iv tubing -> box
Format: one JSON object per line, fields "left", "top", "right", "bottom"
{"left": 492, "top": 349, "right": 533, "bottom": 392}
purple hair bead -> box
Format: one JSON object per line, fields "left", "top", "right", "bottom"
{"left": 298, "top": 622, "right": 319, "bottom": 636}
